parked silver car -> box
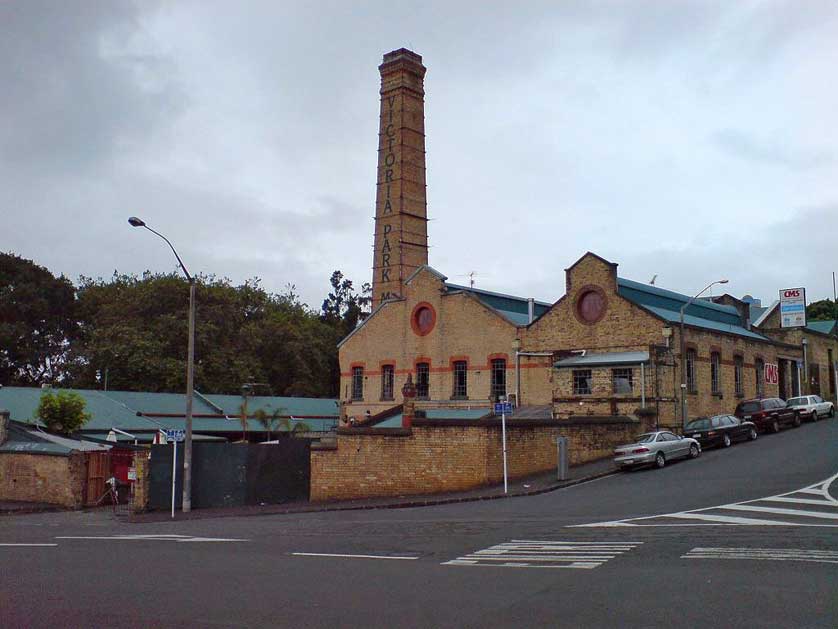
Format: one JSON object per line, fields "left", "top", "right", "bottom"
{"left": 613, "top": 431, "right": 701, "bottom": 470}
{"left": 785, "top": 395, "right": 835, "bottom": 422}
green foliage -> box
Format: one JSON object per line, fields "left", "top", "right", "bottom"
{"left": 0, "top": 252, "right": 78, "bottom": 385}
{"left": 2, "top": 249, "right": 367, "bottom": 398}
{"left": 807, "top": 299, "right": 838, "bottom": 322}
{"left": 36, "top": 390, "right": 90, "bottom": 434}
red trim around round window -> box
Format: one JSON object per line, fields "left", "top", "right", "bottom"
{"left": 574, "top": 286, "right": 607, "bottom": 325}
{"left": 411, "top": 302, "right": 436, "bottom": 336}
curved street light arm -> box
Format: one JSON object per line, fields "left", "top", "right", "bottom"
{"left": 142, "top": 225, "right": 193, "bottom": 283}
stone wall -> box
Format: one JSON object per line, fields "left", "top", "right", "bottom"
{"left": 0, "top": 452, "right": 86, "bottom": 508}
{"left": 310, "top": 417, "right": 640, "bottom": 502}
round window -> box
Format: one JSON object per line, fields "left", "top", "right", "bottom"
{"left": 411, "top": 303, "right": 436, "bottom": 336}
{"left": 576, "top": 290, "right": 605, "bottom": 324}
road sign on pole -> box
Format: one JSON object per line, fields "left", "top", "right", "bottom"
{"left": 494, "top": 401, "right": 513, "bottom": 493}
{"left": 165, "top": 429, "right": 185, "bottom": 443}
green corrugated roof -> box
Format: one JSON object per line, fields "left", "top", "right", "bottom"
{"left": 0, "top": 422, "right": 74, "bottom": 455}
{"left": 617, "top": 278, "right": 741, "bottom": 325}
{"left": 0, "top": 387, "right": 164, "bottom": 432}
{"left": 104, "top": 391, "right": 220, "bottom": 416}
{"left": 807, "top": 320, "right": 837, "bottom": 335}
{"left": 616, "top": 278, "right": 770, "bottom": 341}
{"left": 445, "top": 283, "right": 551, "bottom": 325}
{"left": 0, "top": 387, "right": 338, "bottom": 436}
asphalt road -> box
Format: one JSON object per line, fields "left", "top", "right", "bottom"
{"left": 2, "top": 419, "right": 836, "bottom": 628}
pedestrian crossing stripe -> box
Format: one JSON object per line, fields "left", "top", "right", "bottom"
{"left": 682, "top": 547, "right": 838, "bottom": 564}
{"left": 443, "top": 540, "right": 643, "bottom": 569}
{"left": 572, "top": 471, "right": 838, "bottom": 528}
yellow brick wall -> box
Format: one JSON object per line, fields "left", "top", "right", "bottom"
{"left": 310, "top": 419, "right": 641, "bottom": 502}
{"left": 0, "top": 452, "right": 86, "bottom": 508}
{"left": 340, "top": 267, "right": 519, "bottom": 420}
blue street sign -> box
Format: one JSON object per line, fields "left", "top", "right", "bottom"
{"left": 165, "top": 429, "right": 185, "bottom": 443}
{"left": 494, "top": 402, "right": 513, "bottom": 415}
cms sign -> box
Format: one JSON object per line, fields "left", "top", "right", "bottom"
{"left": 782, "top": 289, "right": 801, "bottom": 299}
{"left": 764, "top": 363, "right": 779, "bottom": 385}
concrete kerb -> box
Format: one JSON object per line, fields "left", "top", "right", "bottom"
{"left": 126, "top": 465, "right": 619, "bottom": 524}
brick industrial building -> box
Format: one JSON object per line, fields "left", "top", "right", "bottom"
{"left": 338, "top": 48, "right": 838, "bottom": 432}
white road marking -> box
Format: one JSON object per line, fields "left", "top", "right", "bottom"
{"left": 291, "top": 552, "right": 418, "bottom": 560}
{"left": 56, "top": 534, "right": 249, "bottom": 542}
{"left": 758, "top": 496, "right": 835, "bottom": 506}
{"left": 0, "top": 543, "right": 58, "bottom": 547}
{"left": 444, "top": 540, "right": 642, "bottom": 569}
{"left": 683, "top": 547, "right": 838, "bottom": 564}
{"left": 573, "top": 472, "right": 838, "bottom": 527}
{"left": 721, "top": 504, "right": 838, "bottom": 520}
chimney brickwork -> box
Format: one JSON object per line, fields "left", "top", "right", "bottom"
{"left": 371, "top": 48, "right": 429, "bottom": 309}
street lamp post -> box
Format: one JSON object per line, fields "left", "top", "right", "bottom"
{"left": 679, "top": 279, "right": 729, "bottom": 430}
{"left": 129, "top": 217, "right": 195, "bottom": 513}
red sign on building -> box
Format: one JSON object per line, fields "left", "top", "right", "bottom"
{"left": 764, "top": 363, "right": 779, "bottom": 385}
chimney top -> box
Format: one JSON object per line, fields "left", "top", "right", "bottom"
{"left": 382, "top": 48, "right": 422, "bottom": 65}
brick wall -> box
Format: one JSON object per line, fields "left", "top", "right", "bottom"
{"left": 0, "top": 452, "right": 86, "bottom": 508}
{"left": 310, "top": 418, "right": 640, "bottom": 502}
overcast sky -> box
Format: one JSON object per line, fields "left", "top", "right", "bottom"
{"left": 2, "top": 1, "right": 836, "bottom": 310}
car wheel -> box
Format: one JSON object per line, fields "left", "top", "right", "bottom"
{"left": 722, "top": 433, "right": 731, "bottom": 448}
{"left": 689, "top": 444, "right": 700, "bottom": 459}
{"left": 830, "top": 407, "right": 835, "bottom": 418}
{"left": 748, "top": 427, "right": 758, "bottom": 441}
{"left": 772, "top": 420, "right": 780, "bottom": 433}
{"left": 793, "top": 413, "right": 801, "bottom": 428}
{"left": 811, "top": 410, "right": 819, "bottom": 422}
{"left": 655, "top": 452, "right": 666, "bottom": 469}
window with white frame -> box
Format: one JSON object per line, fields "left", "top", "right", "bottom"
{"left": 490, "top": 358, "right": 506, "bottom": 400}
{"left": 351, "top": 366, "right": 364, "bottom": 400}
{"left": 381, "top": 364, "right": 394, "bottom": 400}
{"left": 711, "top": 352, "right": 721, "bottom": 394}
{"left": 416, "top": 362, "right": 430, "bottom": 399}
{"left": 612, "top": 368, "right": 633, "bottom": 394}
{"left": 452, "top": 361, "right": 468, "bottom": 398}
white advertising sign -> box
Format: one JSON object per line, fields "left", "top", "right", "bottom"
{"left": 779, "top": 287, "right": 806, "bottom": 328}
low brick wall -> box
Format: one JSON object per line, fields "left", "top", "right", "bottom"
{"left": 0, "top": 452, "right": 86, "bottom": 508}
{"left": 310, "top": 417, "right": 641, "bottom": 502}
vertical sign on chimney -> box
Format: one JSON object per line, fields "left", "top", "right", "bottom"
{"left": 371, "top": 49, "right": 429, "bottom": 310}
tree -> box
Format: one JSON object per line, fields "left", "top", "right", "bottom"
{"left": 252, "top": 408, "right": 311, "bottom": 441}
{"left": 321, "top": 270, "right": 371, "bottom": 337}
{"left": 36, "top": 390, "right": 90, "bottom": 434}
{"left": 0, "top": 252, "right": 77, "bottom": 385}
{"left": 807, "top": 299, "right": 838, "bottom": 322}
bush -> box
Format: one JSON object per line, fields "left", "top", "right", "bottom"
{"left": 36, "top": 391, "right": 91, "bottom": 435}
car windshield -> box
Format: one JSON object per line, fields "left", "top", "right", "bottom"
{"left": 786, "top": 397, "right": 806, "bottom": 406}
{"left": 738, "top": 402, "right": 760, "bottom": 413}
{"left": 686, "top": 419, "right": 710, "bottom": 430}
{"left": 634, "top": 433, "right": 656, "bottom": 443}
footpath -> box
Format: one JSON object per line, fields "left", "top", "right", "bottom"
{"left": 127, "top": 457, "right": 616, "bottom": 524}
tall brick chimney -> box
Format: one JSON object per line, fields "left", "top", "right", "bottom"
{"left": 371, "top": 49, "right": 429, "bottom": 309}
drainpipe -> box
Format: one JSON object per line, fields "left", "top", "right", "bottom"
{"left": 515, "top": 351, "right": 555, "bottom": 408}
{"left": 527, "top": 298, "right": 535, "bottom": 324}
{"left": 802, "top": 338, "right": 809, "bottom": 395}
{"left": 640, "top": 362, "right": 646, "bottom": 408}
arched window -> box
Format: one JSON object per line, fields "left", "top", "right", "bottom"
{"left": 351, "top": 366, "right": 364, "bottom": 400}
{"left": 416, "top": 362, "right": 430, "bottom": 399}
{"left": 686, "top": 349, "right": 698, "bottom": 393}
{"left": 711, "top": 352, "right": 721, "bottom": 394}
{"left": 490, "top": 359, "right": 506, "bottom": 400}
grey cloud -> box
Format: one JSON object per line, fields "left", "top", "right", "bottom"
{"left": 0, "top": 1, "right": 183, "bottom": 175}
{"left": 711, "top": 129, "right": 833, "bottom": 169}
